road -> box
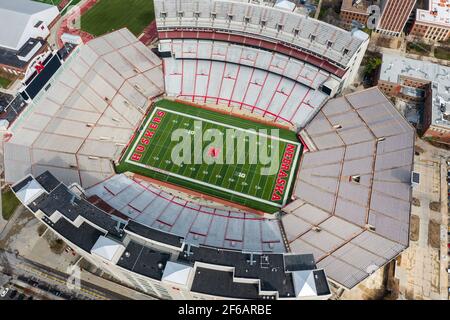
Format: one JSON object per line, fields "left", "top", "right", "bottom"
{"left": 0, "top": 248, "right": 127, "bottom": 300}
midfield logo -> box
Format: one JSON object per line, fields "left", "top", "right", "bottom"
{"left": 171, "top": 120, "right": 281, "bottom": 176}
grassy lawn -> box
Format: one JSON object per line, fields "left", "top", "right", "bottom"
{"left": 61, "top": 0, "right": 82, "bottom": 15}
{"left": 80, "top": 0, "right": 155, "bottom": 37}
{"left": 0, "top": 77, "right": 11, "bottom": 89}
{"left": 2, "top": 189, "right": 21, "bottom": 220}
{"left": 434, "top": 47, "right": 450, "bottom": 61}
{"left": 116, "top": 100, "right": 302, "bottom": 213}
{"left": 406, "top": 42, "right": 432, "bottom": 55}
{"left": 318, "top": 7, "right": 329, "bottom": 20}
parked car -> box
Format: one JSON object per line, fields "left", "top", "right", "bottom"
{"left": 28, "top": 279, "right": 39, "bottom": 287}
{"left": 9, "top": 290, "right": 17, "bottom": 299}
{"left": 0, "top": 287, "right": 9, "bottom": 298}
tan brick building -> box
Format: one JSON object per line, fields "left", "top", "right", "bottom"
{"left": 376, "top": 0, "right": 417, "bottom": 36}
{"left": 340, "top": 0, "right": 372, "bottom": 27}
{"left": 378, "top": 53, "right": 450, "bottom": 144}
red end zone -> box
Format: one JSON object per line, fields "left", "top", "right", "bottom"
{"left": 130, "top": 110, "right": 166, "bottom": 163}
{"left": 271, "top": 143, "right": 297, "bottom": 202}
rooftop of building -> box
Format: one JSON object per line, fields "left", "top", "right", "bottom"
{"left": 0, "top": 0, "right": 58, "bottom": 50}
{"left": 12, "top": 170, "right": 331, "bottom": 299}
{"left": 0, "top": 38, "right": 43, "bottom": 69}
{"left": 341, "top": 0, "right": 375, "bottom": 14}
{"left": 379, "top": 53, "right": 450, "bottom": 128}
{"left": 416, "top": 0, "right": 450, "bottom": 27}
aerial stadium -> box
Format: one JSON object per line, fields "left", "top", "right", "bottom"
{"left": 4, "top": 0, "right": 414, "bottom": 300}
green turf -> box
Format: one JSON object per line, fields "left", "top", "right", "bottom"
{"left": 0, "top": 77, "right": 11, "bottom": 89}
{"left": 435, "top": 47, "right": 450, "bottom": 61}
{"left": 61, "top": 0, "right": 82, "bottom": 16}
{"left": 80, "top": 0, "right": 155, "bottom": 36}
{"left": 2, "top": 189, "right": 21, "bottom": 220}
{"left": 116, "top": 100, "right": 302, "bottom": 213}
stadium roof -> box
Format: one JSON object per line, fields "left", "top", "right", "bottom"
{"left": 4, "top": 28, "right": 164, "bottom": 187}
{"left": 379, "top": 53, "right": 450, "bottom": 129}
{"left": 285, "top": 87, "right": 415, "bottom": 288}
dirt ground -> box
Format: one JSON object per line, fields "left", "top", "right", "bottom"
{"left": 410, "top": 215, "right": 420, "bottom": 242}
{"left": 428, "top": 220, "right": 441, "bottom": 249}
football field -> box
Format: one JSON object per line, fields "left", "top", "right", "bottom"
{"left": 80, "top": 0, "right": 155, "bottom": 36}
{"left": 117, "top": 100, "right": 302, "bottom": 213}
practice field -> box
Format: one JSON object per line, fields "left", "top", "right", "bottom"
{"left": 117, "top": 100, "right": 302, "bottom": 213}
{"left": 80, "top": 0, "right": 155, "bottom": 36}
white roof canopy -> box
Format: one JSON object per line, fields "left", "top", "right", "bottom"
{"left": 161, "top": 261, "right": 192, "bottom": 286}
{"left": 292, "top": 270, "right": 318, "bottom": 297}
{"left": 91, "top": 236, "right": 124, "bottom": 262}
{"left": 15, "top": 178, "right": 45, "bottom": 205}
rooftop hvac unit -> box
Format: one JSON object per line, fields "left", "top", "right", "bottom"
{"left": 312, "top": 226, "right": 321, "bottom": 232}
{"left": 411, "top": 171, "right": 420, "bottom": 186}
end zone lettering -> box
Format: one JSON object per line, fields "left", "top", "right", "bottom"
{"left": 271, "top": 143, "right": 296, "bottom": 202}
{"left": 131, "top": 110, "right": 165, "bottom": 161}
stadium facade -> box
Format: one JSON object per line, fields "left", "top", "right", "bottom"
{"left": 3, "top": 0, "right": 415, "bottom": 299}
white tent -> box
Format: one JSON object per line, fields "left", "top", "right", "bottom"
{"left": 15, "top": 178, "right": 45, "bottom": 205}
{"left": 161, "top": 261, "right": 192, "bottom": 286}
{"left": 91, "top": 236, "right": 124, "bottom": 262}
{"left": 0, "top": 0, "right": 59, "bottom": 50}
{"left": 292, "top": 270, "right": 318, "bottom": 297}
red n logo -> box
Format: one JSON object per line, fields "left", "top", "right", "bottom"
{"left": 35, "top": 62, "right": 45, "bottom": 74}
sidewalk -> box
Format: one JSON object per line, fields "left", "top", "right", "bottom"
{"left": 80, "top": 270, "right": 157, "bottom": 300}
{"left": 395, "top": 139, "right": 449, "bottom": 300}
